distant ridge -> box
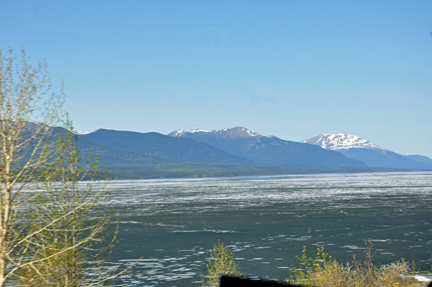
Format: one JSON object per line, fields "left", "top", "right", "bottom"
{"left": 78, "top": 128, "right": 253, "bottom": 165}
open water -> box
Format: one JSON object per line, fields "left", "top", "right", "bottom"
{"left": 98, "top": 171, "right": 432, "bottom": 286}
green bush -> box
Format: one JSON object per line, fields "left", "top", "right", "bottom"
{"left": 290, "top": 241, "right": 416, "bottom": 287}
{"left": 201, "top": 241, "right": 242, "bottom": 287}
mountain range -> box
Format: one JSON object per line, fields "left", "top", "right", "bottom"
{"left": 168, "top": 127, "right": 365, "bottom": 168}
{"left": 73, "top": 126, "right": 431, "bottom": 179}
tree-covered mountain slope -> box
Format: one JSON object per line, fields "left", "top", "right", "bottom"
{"left": 78, "top": 129, "right": 255, "bottom": 166}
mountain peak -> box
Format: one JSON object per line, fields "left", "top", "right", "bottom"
{"left": 302, "top": 133, "right": 387, "bottom": 151}
{"left": 169, "top": 127, "right": 272, "bottom": 139}
{"left": 223, "top": 126, "right": 268, "bottom": 138}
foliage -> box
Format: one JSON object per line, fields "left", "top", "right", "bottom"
{"left": 17, "top": 119, "right": 120, "bottom": 286}
{"left": 201, "top": 241, "right": 242, "bottom": 287}
{"left": 0, "top": 47, "right": 65, "bottom": 286}
{"left": 0, "top": 48, "right": 124, "bottom": 286}
{"left": 290, "top": 241, "right": 415, "bottom": 287}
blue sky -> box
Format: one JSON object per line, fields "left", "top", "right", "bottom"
{"left": 1, "top": 1, "right": 432, "bottom": 157}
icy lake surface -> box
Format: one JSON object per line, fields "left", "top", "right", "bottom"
{"left": 98, "top": 171, "right": 432, "bottom": 286}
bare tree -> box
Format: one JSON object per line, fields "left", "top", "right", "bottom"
{"left": 0, "top": 47, "right": 65, "bottom": 286}
{"left": 0, "top": 48, "right": 122, "bottom": 286}
{"left": 17, "top": 119, "right": 119, "bottom": 286}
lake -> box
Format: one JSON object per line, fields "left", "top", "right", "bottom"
{"left": 99, "top": 171, "right": 432, "bottom": 286}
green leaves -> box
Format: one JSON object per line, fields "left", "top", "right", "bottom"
{"left": 202, "top": 240, "right": 242, "bottom": 287}
{"left": 290, "top": 243, "right": 414, "bottom": 287}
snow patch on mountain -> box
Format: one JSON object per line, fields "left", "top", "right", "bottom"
{"left": 76, "top": 131, "right": 91, "bottom": 135}
{"left": 302, "top": 133, "right": 387, "bottom": 151}
{"left": 169, "top": 126, "right": 273, "bottom": 139}
{"left": 169, "top": 128, "right": 226, "bottom": 137}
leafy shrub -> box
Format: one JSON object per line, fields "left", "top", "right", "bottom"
{"left": 201, "top": 241, "right": 242, "bottom": 287}
{"left": 290, "top": 241, "right": 416, "bottom": 287}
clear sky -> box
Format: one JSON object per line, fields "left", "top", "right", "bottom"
{"left": 1, "top": 1, "right": 432, "bottom": 157}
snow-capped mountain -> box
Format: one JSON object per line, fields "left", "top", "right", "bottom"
{"left": 302, "top": 133, "right": 387, "bottom": 151}
{"left": 303, "top": 133, "right": 432, "bottom": 169}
